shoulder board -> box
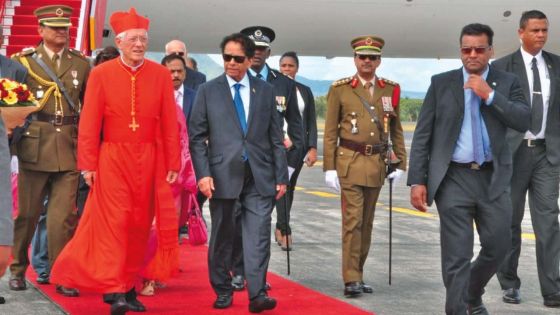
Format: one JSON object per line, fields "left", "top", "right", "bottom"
{"left": 68, "top": 48, "right": 86, "bottom": 58}
{"left": 14, "top": 47, "right": 36, "bottom": 58}
{"left": 331, "top": 77, "right": 353, "bottom": 87}
{"left": 379, "top": 77, "right": 399, "bottom": 86}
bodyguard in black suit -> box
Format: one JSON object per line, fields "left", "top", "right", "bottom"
{"left": 189, "top": 33, "right": 288, "bottom": 313}
{"left": 492, "top": 10, "right": 560, "bottom": 307}
{"left": 408, "top": 24, "right": 530, "bottom": 315}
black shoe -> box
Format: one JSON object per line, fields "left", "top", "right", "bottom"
{"left": 0, "top": 296, "right": 5, "bottom": 304}
{"left": 249, "top": 295, "right": 277, "bottom": 313}
{"left": 232, "top": 275, "right": 245, "bottom": 291}
{"left": 36, "top": 273, "right": 50, "bottom": 285}
{"left": 544, "top": 292, "right": 560, "bottom": 307}
{"left": 110, "top": 296, "right": 130, "bottom": 315}
{"left": 502, "top": 288, "right": 520, "bottom": 304}
{"left": 55, "top": 285, "right": 80, "bottom": 297}
{"left": 360, "top": 282, "right": 373, "bottom": 294}
{"left": 344, "top": 282, "right": 362, "bottom": 298}
{"left": 468, "top": 302, "right": 489, "bottom": 315}
{"left": 8, "top": 278, "right": 27, "bottom": 291}
{"left": 125, "top": 288, "right": 146, "bottom": 312}
{"left": 213, "top": 294, "right": 233, "bottom": 309}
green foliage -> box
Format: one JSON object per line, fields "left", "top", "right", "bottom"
{"left": 315, "top": 95, "right": 423, "bottom": 121}
{"left": 314, "top": 95, "right": 327, "bottom": 118}
{"left": 399, "top": 97, "right": 424, "bottom": 121}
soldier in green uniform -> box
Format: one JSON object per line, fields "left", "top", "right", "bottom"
{"left": 323, "top": 36, "right": 406, "bottom": 298}
{"left": 8, "top": 5, "right": 90, "bottom": 297}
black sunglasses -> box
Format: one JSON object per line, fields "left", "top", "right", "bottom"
{"left": 223, "top": 54, "right": 247, "bottom": 63}
{"left": 356, "top": 55, "right": 380, "bottom": 61}
{"left": 460, "top": 46, "right": 491, "bottom": 55}
{"left": 171, "top": 51, "right": 185, "bottom": 57}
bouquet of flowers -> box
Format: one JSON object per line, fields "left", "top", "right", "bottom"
{"left": 0, "top": 78, "right": 40, "bottom": 136}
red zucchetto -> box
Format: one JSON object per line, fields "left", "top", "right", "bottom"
{"left": 109, "top": 7, "right": 150, "bottom": 35}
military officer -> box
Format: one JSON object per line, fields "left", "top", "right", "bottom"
{"left": 8, "top": 5, "right": 90, "bottom": 297}
{"left": 323, "top": 36, "right": 406, "bottom": 297}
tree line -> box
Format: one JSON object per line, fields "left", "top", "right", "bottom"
{"left": 314, "top": 96, "right": 423, "bottom": 122}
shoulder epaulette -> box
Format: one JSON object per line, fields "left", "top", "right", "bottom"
{"left": 379, "top": 77, "right": 399, "bottom": 86}
{"left": 68, "top": 48, "right": 86, "bottom": 58}
{"left": 13, "top": 47, "right": 36, "bottom": 58}
{"left": 331, "top": 77, "right": 353, "bottom": 87}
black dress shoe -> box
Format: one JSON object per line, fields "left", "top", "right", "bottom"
{"left": 0, "top": 296, "right": 5, "bottom": 304}
{"left": 249, "top": 295, "right": 277, "bottom": 313}
{"left": 36, "top": 273, "right": 50, "bottom": 285}
{"left": 9, "top": 278, "right": 27, "bottom": 291}
{"left": 125, "top": 288, "right": 146, "bottom": 312}
{"left": 232, "top": 275, "right": 245, "bottom": 291}
{"left": 55, "top": 285, "right": 80, "bottom": 297}
{"left": 360, "top": 282, "right": 373, "bottom": 294}
{"left": 467, "top": 302, "right": 489, "bottom": 315}
{"left": 213, "top": 294, "right": 233, "bottom": 309}
{"left": 544, "top": 291, "right": 560, "bottom": 307}
{"left": 344, "top": 282, "right": 362, "bottom": 298}
{"left": 110, "top": 296, "right": 129, "bottom": 315}
{"left": 502, "top": 288, "right": 520, "bottom": 304}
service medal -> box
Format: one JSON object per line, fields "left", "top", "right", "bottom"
{"left": 382, "top": 96, "right": 393, "bottom": 112}
{"left": 36, "top": 86, "right": 44, "bottom": 99}
{"left": 275, "top": 96, "right": 286, "bottom": 112}
{"left": 71, "top": 70, "right": 79, "bottom": 88}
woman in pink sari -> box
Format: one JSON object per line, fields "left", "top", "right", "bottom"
{"left": 139, "top": 98, "right": 197, "bottom": 296}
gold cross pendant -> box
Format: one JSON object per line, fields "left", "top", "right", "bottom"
{"left": 129, "top": 117, "right": 140, "bottom": 131}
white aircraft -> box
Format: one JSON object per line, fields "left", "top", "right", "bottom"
{"left": 102, "top": 0, "right": 560, "bottom": 59}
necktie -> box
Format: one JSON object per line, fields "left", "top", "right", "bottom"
{"left": 52, "top": 54, "right": 60, "bottom": 71}
{"left": 530, "top": 57, "right": 544, "bottom": 135}
{"left": 233, "top": 83, "right": 247, "bottom": 134}
{"left": 470, "top": 91, "right": 485, "bottom": 165}
{"left": 256, "top": 73, "right": 264, "bottom": 80}
{"left": 175, "top": 91, "right": 182, "bottom": 108}
{"left": 364, "top": 81, "right": 374, "bottom": 101}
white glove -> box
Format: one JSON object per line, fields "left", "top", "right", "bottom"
{"left": 387, "top": 169, "right": 404, "bottom": 182}
{"left": 288, "top": 166, "right": 295, "bottom": 180}
{"left": 325, "top": 170, "right": 340, "bottom": 193}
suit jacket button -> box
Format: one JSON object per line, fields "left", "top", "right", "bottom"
{"left": 370, "top": 132, "right": 374, "bottom": 136}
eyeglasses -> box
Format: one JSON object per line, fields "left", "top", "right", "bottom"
{"left": 223, "top": 54, "right": 247, "bottom": 63}
{"left": 171, "top": 51, "right": 185, "bottom": 57}
{"left": 356, "top": 55, "right": 380, "bottom": 61}
{"left": 124, "top": 35, "right": 148, "bottom": 44}
{"left": 460, "top": 46, "right": 491, "bottom": 55}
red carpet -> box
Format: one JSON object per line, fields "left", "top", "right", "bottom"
{"left": 27, "top": 243, "right": 374, "bottom": 315}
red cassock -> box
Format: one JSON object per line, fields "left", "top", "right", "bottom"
{"left": 50, "top": 58, "right": 180, "bottom": 293}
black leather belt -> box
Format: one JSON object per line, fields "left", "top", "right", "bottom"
{"left": 450, "top": 161, "right": 493, "bottom": 171}
{"left": 339, "top": 138, "right": 387, "bottom": 156}
{"left": 34, "top": 112, "right": 77, "bottom": 126}
{"left": 522, "top": 139, "right": 545, "bottom": 147}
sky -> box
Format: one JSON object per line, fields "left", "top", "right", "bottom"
{"left": 209, "top": 54, "right": 463, "bottom": 93}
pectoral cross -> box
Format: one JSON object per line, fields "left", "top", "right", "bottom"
{"left": 129, "top": 117, "right": 140, "bottom": 131}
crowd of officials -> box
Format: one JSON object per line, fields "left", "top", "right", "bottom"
{"left": 0, "top": 4, "right": 559, "bottom": 315}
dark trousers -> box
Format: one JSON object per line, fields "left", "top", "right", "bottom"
{"left": 208, "top": 163, "right": 274, "bottom": 300}
{"left": 497, "top": 144, "right": 560, "bottom": 296}
{"left": 275, "top": 159, "right": 304, "bottom": 235}
{"left": 434, "top": 165, "right": 511, "bottom": 315}
{"left": 231, "top": 201, "right": 244, "bottom": 277}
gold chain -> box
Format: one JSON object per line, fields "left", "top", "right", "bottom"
{"left": 117, "top": 60, "right": 144, "bottom": 131}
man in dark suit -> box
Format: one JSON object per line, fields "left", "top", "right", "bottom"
{"left": 492, "top": 10, "right": 560, "bottom": 307}
{"left": 161, "top": 54, "right": 196, "bottom": 122}
{"left": 0, "top": 53, "right": 27, "bottom": 304}
{"left": 407, "top": 23, "right": 530, "bottom": 315}
{"left": 189, "top": 33, "right": 288, "bottom": 313}
{"left": 165, "top": 39, "right": 206, "bottom": 91}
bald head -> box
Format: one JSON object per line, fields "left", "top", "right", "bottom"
{"left": 165, "top": 39, "right": 188, "bottom": 63}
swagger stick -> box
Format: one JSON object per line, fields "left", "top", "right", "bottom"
{"left": 383, "top": 113, "right": 395, "bottom": 285}
{"left": 283, "top": 183, "right": 291, "bottom": 275}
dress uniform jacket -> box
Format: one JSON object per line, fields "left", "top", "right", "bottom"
{"left": 12, "top": 44, "right": 90, "bottom": 172}
{"left": 323, "top": 76, "right": 406, "bottom": 186}
{"left": 265, "top": 66, "right": 305, "bottom": 168}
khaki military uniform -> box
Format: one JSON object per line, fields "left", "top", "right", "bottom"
{"left": 323, "top": 75, "right": 406, "bottom": 283}
{"left": 10, "top": 44, "right": 90, "bottom": 279}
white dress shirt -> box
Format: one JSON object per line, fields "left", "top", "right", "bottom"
{"left": 174, "top": 84, "right": 184, "bottom": 109}
{"left": 226, "top": 73, "right": 250, "bottom": 122}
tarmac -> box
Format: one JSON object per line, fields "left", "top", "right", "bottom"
{"left": 1, "top": 123, "right": 559, "bottom": 314}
